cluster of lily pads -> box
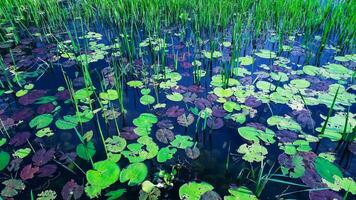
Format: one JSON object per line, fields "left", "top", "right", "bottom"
{"left": 0, "top": 17, "right": 355, "bottom": 200}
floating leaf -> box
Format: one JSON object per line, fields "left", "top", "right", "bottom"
{"left": 237, "top": 143, "right": 268, "bottom": 163}
{"left": 166, "top": 92, "right": 183, "bottom": 102}
{"left": 13, "top": 148, "right": 31, "bottom": 159}
{"left": 0, "top": 151, "right": 10, "bottom": 171}
{"left": 179, "top": 181, "right": 214, "bottom": 200}
{"left": 224, "top": 186, "right": 258, "bottom": 200}
{"left": 140, "top": 95, "right": 155, "bottom": 105}
{"left": 120, "top": 162, "right": 148, "bottom": 186}
{"left": 29, "top": 114, "right": 53, "bottom": 129}
{"left": 157, "top": 147, "right": 177, "bottom": 163}
{"left": 177, "top": 114, "right": 194, "bottom": 127}
{"left": 76, "top": 141, "right": 96, "bottom": 161}
{"left": 314, "top": 157, "right": 343, "bottom": 183}
{"left": 170, "top": 135, "right": 194, "bottom": 149}
{"left": 85, "top": 160, "right": 120, "bottom": 198}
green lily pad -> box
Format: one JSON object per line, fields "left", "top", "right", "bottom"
{"left": 237, "top": 143, "right": 267, "bottom": 163}
{"left": 238, "top": 56, "right": 254, "bottom": 65}
{"left": 166, "top": 92, "right": 183, "bottom": 102}
{"left": 86, "top": 159, "right": 120, "bottom": 198}
{"left": 120, "top": 162, "right": 148, "bottom": 186}
{"left": 76, "top": 141, "right": 96, "bottom": 161}
{"left": 214, "top": 87, "right": 233, "bottom": 98}
{"left": 238, "top": 126, "right": 275, "bottom": 144}
{"left": 0, "top": 151, "right": 10, "bottom": 171}
{"left": 29, "top": 114, "right": 53, "bottom": 129}
{"left": 314, "top": 157, "right": 343, "bottom": 183}
{"left": 179, "top": 182, "right": 214, "bottom": 200}
{"left": 290, "top": 79, "right": 310, "bottom": 89}
{"left": 127, "top": 80, "right": 143, "bottom": 88}
{"left": 224, "top": 186, "right": 258, "bottom": 200}
{"left": 55, "top": 115, "right": 78, "bottom": 130}
{"left": 157, "top": 147, "right": 177, "bottom": 163}
{"left": 140, "top": 95, "right": 155, "bottom": 105}
{"left": 170, "top": 135, "right": 194, "bottom": 149}
{"left": 13, "top": 148, "right": 31, "bottom": 159}
{"left": 255, "top": 49, "right": 276, "bottom": 59}
{"left": 267, "top": 116, "right": 301, "bottom": 132}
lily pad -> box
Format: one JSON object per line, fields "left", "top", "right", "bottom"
{"left": 120, "top": 162, "right": 148, "bottom": 186}
{"left": 179, "top": 182, "right": 214, "bottom": 200}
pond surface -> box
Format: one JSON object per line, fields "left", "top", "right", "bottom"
{"left": 0, "top": 15, "right": 355, "bottom": 200}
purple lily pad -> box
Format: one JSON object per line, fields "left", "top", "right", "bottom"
{"left": 278, "top": 153, "right": 294, "bottom": 169}
{"left": 157, "top": 119, "right": 174, "bottom": 129}
{"left": 183, "top": 92, "right": 198, "bottom": 103}
{"left": 166, "top": 106, "right": 185, "bottom": 118}
{"left": 156, "top": 128, "right": 175, "bottom": 144}
{"left": 182, "top": 62, "right": 192, "bottom": 69}
{"left": 194, "top": 98, "right": 212, "bottom": 110}
{"left": 246, "top": 122, "right": 266, "bottom": 131}
{"left": 32, "top": 148, "right": 55, "bottom": 166}
{"left": 276, "top": 130, "right": 299, "bottom": 143}
{"left": 20, "top": 164, "right": 39, "bottom": 180}
{"left": 212, "top": 106, "right": 226, "bottom": 118}
{"left": 9, "top": 131, "right": 31, "bottom": 147}
{"left": 37, "top": 164, "right": 57, "bottom": 177}
{"left": 207, "top": 117, "right": 224, "bottom": 130}
{"left": 240, "top": 76, "right": 253, "bottom": 86}
{"left": 37, "top": 103, "right": 55, "bottom": 114}
{"left": 7, "top": 158, "right": 23, "bottom": 172}
{"left": 309, "top": 190, "right": 342, "bottom": 200}
{"left": 55, "top": 89, "right": 70, "bottom": 100}
{"left": 301, "top": 168, "right": 324, "bottom": 188}
{"left": 188, "top": 85, "right": 204, "bottom": 93}
{"left": 120, "top": 127, "right": 139, "bottom": 140}
{"left": 244, "top": 96, "right": 262, "bottom": 108}
{"left": 11, "top": 107, "right": 34, "bottom": 122}
{"left": 61, "top": 179, "right": 84, "bottom": 200}
{"left": 18, "top": 90, "right": 47, "bottom": 105}
{"left": 291, "top": 109, "right": 315, "bottom": 129}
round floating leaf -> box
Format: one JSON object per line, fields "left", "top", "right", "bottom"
{"left": 15, "top": 89, "right": 28, "bottom": 97}
{"left": 224, "top": 186, "right": 258, "bottom": 200}
{"left": 0, "top": 151, "right": 10, "bottom": 171}
{"left": 127, "top": 80, "right": 143, "bottom": 88}
{"left": 86, "top": 159, "right": 120, "bottom": 189}
{"left": 170, "top": 135, "right": 194, "bottom": 149}
{"left": 105, "top": 136, "right": 127, "bottom": 153}
{"left": 290, "top": 79, "right": 310, "bottom": 89}
{"left": 238, "top": 56, "right": 254, "bottom": 65}
{"left": 74, "top": 88, "right": 93, "bottom": 100}
{"left": 256, "top": 81, "right": 276, "bottom": 92}
{"left": 179, "top": 182, "right": 214, "bottom": 200}
{"left": 314, "top": 157, "right": 343, "bottom": 183}
{"left": 177, "top": 114, "right": 194, "bottom": 127}
{"left": 76, "top": 141, "right": 96, "bottom": 161}
{"left": 55, "top": 115, "right": 78, "bottom": 130}
{"left": 255, "top": 49, "right": 276, "bottom": 59}
{"left": 213, "top": 87, "right": 233, "bottom": 98}
{"left": 166, "top": 92, "right": 183, "bottom": 102}
{"left": 99, "top": 89, "right": 119, "bottom": 101}
{"left": 303, "top": 65, "right": 319, "bottom": 76}
{"left": 271, "top": 72, "right": 289, "bottom": 82}
{"left": 120, "top": 162, "right": 148, "bottom": 186}
{"left": 237, "top": 143, "right": 268, "bottom": 163}
{"left": 29, "top": 114, "right": 53, "bottom": 129}
{"left": 157, "top": 147, "right": 177, "bottom": 163}
{"left": 223, "top": 101, "right": 241, "bottom": 112}
{"left": 140, "top": 95, "right": 155, "bottom": 105}
{"left": 14, "top": 148, "right": 31, "bottom": 159}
